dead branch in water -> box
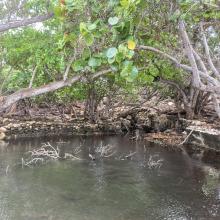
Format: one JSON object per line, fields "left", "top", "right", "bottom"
{"left": 192, "top": 133, "right": 209, "bottom": 148}
{"left": 23, "top": 142, "right": 82, "bottom": 167}
{"left": 125, "top": 151, "right": 137, "bottom": 159}
{"left": 147, "top": 155, "right": 163, "bottom": 169}
{"left": 29, "top": 142, "right": 60, "bottom": 159}
{"left": 89, "top": 142, "right": 116, "bottom": 160}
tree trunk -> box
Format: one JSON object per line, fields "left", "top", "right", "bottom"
{"left": 84, "top": 84, "right": 99, "bottom": 122}
{"left": 0, "top": 69, "right": 111, "bottom": 114}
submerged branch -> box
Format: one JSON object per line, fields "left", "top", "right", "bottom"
{"left": 23, "top": 142, "right": 82, "bottom": 167}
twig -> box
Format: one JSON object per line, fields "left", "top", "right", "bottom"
{"left": 29, "top": 65, "right": 38, "bottom": 88}
{"left": 147, "top": 155, "right": 163, "bottom": 169}
{"left": 192, "top": 133, "right": 207, "bottom": 147}
{"left": 178, "top": 129, "right": 194, "bottom": 146}
{"left": 104, "top": 151, "right": 116, "bottom": 158}
{"left": 63, "top": 55, "right": 76, "bottom": 81}
{"left": 125, "top": 151, "right": 137, "bottom": 159}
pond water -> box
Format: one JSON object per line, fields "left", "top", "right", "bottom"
{"left": 0, "top": 135, "right": 219, "bottom": 220}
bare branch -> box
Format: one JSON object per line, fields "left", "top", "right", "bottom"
{"left": 0, "top": 68, "right": 112, "bottom": 112}
{"left": 0, "top": 12, "right": 54, "bottom": 33}
{"left": 178, "top": 129, "right": 194, "bottom": 146}
{"left": 160, "top": 79, "right": 189, "bottom": 104}
{"left": 29, "top": 66, "right": 38, "bottom": 88}
{"left": 200, "top": 23, "right": 220, "bottom": 79}
{"left": 92, "top": 68, "right": 112, "bottom": 79}
{"left": 63, "top": 56, "right": 76, "bottom": 81}
{"left": 192, "top": 49, "right": 209, "bottom": 75}
{"left": 178, "top": 20, "right": 201, "bottom": 88}
{"left": 138, "top": 45, "right": 218, "bottom": 87}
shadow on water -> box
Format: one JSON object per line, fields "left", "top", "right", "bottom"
{"left": 0, "top": 135, "right": 219, "bottom": 220}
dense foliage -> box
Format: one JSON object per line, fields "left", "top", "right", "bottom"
{"left": 0, "top": 0, "right": 220, "bottom": 119}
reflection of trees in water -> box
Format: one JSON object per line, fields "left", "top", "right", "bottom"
{"left": 201, "top": 166, "right": 220, "bottom": 197}
{"left": 184, "top": 158, "right": 220, "bottom": 217}
{"left": 0, "top": 135, "right": 220, "bottom": 219}
{"left": 182, "top": 152, "right": 220, "bottom": 198}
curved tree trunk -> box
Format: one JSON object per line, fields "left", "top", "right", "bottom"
{"left": 0, "top": 69, "right": 111, "bottom": 114}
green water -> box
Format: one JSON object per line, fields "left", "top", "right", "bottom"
{"left": 0, "top": 136, "right": 219, "bottom": 220}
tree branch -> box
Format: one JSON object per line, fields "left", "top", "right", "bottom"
{"left": 0, "top": 69, "right": 112, "bottom": 112}
{"left": 200, "top": 22, "right": 220, "bottom": 79}
{"left": 138, "top": 45, "right": 218, "bottom": 86}
{"left": 63, "top": 55, "right": 75, "bottom": 81}
{"left": 160, "top": 79, "right": 189, "bottom": 104}
{"left": 0, "top": 12, "right": 54, "bottom": 33}
{"left": 178, "top": 20, "right": 201, "bottom": 88}
{"left": 29, "top": 66, "right": 38, "bottom": 88}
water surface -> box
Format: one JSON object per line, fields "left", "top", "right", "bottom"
{"left": 0, "top": 136, "right": 219, "bottom": 220}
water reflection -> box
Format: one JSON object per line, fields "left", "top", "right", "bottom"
{"left": 0, "top": 135, "right": 219, "bottom": 220}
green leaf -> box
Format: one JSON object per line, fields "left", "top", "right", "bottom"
{"left": 144, "top": 75, "right": 155, "bottom": 84}
{"left": 118, "top": 44, "right": 128, "bottom": 54}
{"left": 123, "top": 60, "right": 133, "bottom": 67}
{"left": 84, "top": 33, "right": 94, "bottom": 46}
{"left": 120, "top": 68, "right": 129, "bottom": 77}
{"left": 131, "top": 66, "right": 138, "bottom": 78}
{"left": 126, "top": 50, "right": 135, "bottom": 59}
{"left": 108, "top": 57, "right": 116, "bottom": 64}
{"left": 108, "top": 17, "right": 119, "bottom": 26}
{"left": 110, "top": 65, "right": 118, "bottom": 72}
{"left": 82, "top": 48, "right": 91, "bottom": 59}
{"left": 120, "top": 61, "right": 138, "bottom": 82}
{"left": 54, "top": 6, "right": 65, "bottom": 18}
{"left": 88, "top": 23, "right": 97, "bottom": 31}
{"left": 80, "top": 22, "right": 87, "bottom": 34}
{"left": 120, "top": 0, "right": 130, "bottom": 8}
{"left": 116, "top": 52, "right": 124, "bottom": 63}
{"left": 125, "top": 67, "right": 138, "bottom": 82}
{"left": 72, "top": 60, "right": 85, "bottom": 71}
{"left": 126, "top": 76, "right": 134, "bottom": 82}
{"left": 88, "top": 58, "right": 101, "bottom": 67}
{"left": 106, "top": 47, "right": 118, "bottom": 58}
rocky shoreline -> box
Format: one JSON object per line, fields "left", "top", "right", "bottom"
{"left": 0, "top": 109, "right": 218, "bottom": 146}
{"left": 0, "top": 104, "right": 220, "bottom": 165}
{"left": 1, "top": 118, "right": 122, "bottom": 138}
